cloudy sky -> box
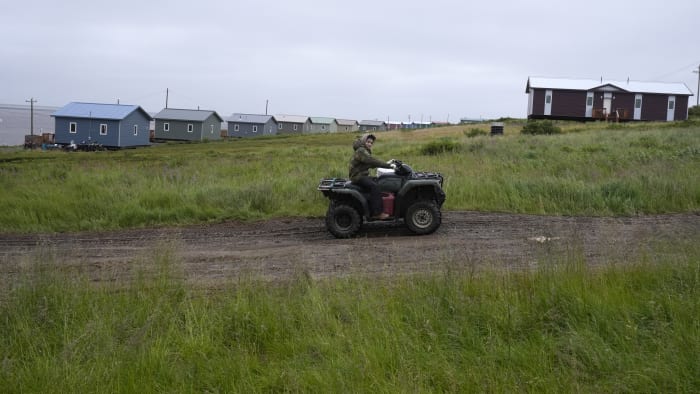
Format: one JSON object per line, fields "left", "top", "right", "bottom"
{"left": 2, "top": 0, "right": 698, "bottom": 122}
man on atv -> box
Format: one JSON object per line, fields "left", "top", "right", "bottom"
{"left": 348, "top": 133, "right": 395, "bottom": 220}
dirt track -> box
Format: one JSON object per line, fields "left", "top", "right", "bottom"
{"left": 1, "top": 212, "right": 698, "bottom": 286}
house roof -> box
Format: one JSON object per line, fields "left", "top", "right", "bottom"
{"left": 359, "top": 120, "right": 386, "bottom": 126}
{"left": 229, "top": 113, "right": 275, "bottom": 124}
{"left": 154, "top": 108, "right": 223, "bottom": 122}
{"left": 336, "top": 119, "right": 358, "bottom": 126}
{"left": 274, "top": 115, "right": 308, "bottom": 123}
{"left": 52, "top": 102, "right": 153, "bottom": 120}
{"left": 526, "top": 77, "right": 693, "bottom": 96}
{"left": 310, "top": 117, "right": 335, "bottom": 124}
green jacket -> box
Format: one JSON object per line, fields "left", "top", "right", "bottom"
{"left": 348, "top": 135, "right": 392, "bottom": 181}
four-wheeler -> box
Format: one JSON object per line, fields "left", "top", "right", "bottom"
{"left": 318, "top": 160, "right": 445, "bottom": 238}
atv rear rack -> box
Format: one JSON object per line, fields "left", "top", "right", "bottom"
{"left": 318, "top": 178, "right": 350, "bottom": 190}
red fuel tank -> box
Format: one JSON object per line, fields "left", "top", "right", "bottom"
{"left": 381, "top": 192, "right": 395, "bottom": 216}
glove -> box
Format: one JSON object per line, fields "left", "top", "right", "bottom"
{"left": 390, "top": 163, "right": 397, "bottom": 170}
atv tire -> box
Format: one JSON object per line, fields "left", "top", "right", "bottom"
{"left": 405, "top": 201, "right": 441, "bottom": 235}
{"left": 326, "top": 204, "right": 362, "bottom": 238}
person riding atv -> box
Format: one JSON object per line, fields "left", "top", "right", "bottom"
{"left": 318, "top": 135, "right": 446, "bottom": 238}
{"left": 348, "top": 134, "right": 395, "bottom": 220}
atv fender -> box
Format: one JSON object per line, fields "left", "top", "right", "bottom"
{"left": 328, "top": 188, "right": 371, "bottom": 217}
{"left": 395, "top": 181, "right": 445, "bottom": 214}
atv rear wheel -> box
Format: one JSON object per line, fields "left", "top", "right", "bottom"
{"left": 326, "top": 204, "right": 362, "bottom": 238}
{"left": 405, "top": 201, "right": 441, "bottom": 235}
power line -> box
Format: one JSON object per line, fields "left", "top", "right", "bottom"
{"left": 650, "top": 61, "right": 700, "bottom": 80}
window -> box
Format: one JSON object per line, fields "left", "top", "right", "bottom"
{"left": 69, "top": 122, "right": 77, "bottom": 133}
{"left": 210, "top": 124, "right": 214, "bottom": 134}
{"left": 187, "top": 124, "right": 193, "bottom": 133}
{"left": 133, "top": 125, "right": 138, "bottom": 136}
{"left": 322, "top": 125, "right": 326, "bottom": 130}
{"left": 253, "top": 125, "right": 258, "bottom": 133}
{"left": 278, "top": 123, "right": 283, "bottom": 130}
{"left": 586, "top": 96, "right": 593, "bottom": 106}
{"left": 164, "top": 123, "right": 169, "bottom": 132}
{"left": 545, "top": 95, "right": 552, "bottom": 104}
{"left": 293, "top": 124, "right": 298, "bottom": 131}
{"left": 668, "top": 100, "right": 675, "bottom": 110}
{"left": 100, "top": 124, "right": 108, "bottom": 135}
{"left": 234, "top": 124, "right": 239, "bottom": 132}
{"left": 635, "top": 98, "right": 642, "bottom": 108}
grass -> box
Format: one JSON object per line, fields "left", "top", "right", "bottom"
{"left": 0, "top": 120, "right": 698, "bottom": 233}
{"left": 1, "top": 239, "right": 698, "bottom": 392}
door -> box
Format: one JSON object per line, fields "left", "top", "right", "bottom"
{"left": 633, "top": 94, "right": 642, "bottom": 120}
{"left": 603, "top": 92, "right": 612, "bottom": 117}
{"left": 544, "top": 90, "right": 552, "bottom": 116}
{"left": 667, "top": 96, "right": 675, "bottom": 121}
{"left": 585, "top": 92, "right": 594, "bottom": 117}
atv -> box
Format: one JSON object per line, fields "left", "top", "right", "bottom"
{"left": 318, "top": 160, "right": 446, "bottom": 238}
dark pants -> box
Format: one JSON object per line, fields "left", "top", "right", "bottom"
{"left": 353, "top": 176, "right": 383, "bottom": 216}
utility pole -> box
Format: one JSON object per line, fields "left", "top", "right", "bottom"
{"left": 25, "top": 97, "right": 37, "bottom": 148}
{"left": 694, "top": 65, "right": 700, "bottom": 107}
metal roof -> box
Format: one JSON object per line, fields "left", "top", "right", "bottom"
{"left": 310, "top": 117, "right": 335, "bottom": 124}
{"left": 526, "top": 77, "right": 693, "bottom": 96}
{"left": 359, "top": 120, "right": 385, "bottom": 126}
{"left": 336, "top": 119, "right": 358, "bottom": 126}
{"left": 52, "top": 102, "right": 153, "bottom": 120}
{"left": 228, "top": 113, "right": 274, "bottom": 124}
{"left": 274, "top": 115, "right": 308, "bottom": 123}
{"left": 154, "top": 108, "right": 223, "bottom": 122}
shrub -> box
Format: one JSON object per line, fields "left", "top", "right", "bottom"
{"left": 521, "top": 120, "right": 562, "bottom": 135}
{"left": 464, "top": 128, "right": 488, "bottom": 138}
{"left": 688, "top": 105, "right": 700, "bottom": 119}
{"left": 419, "top": 138, "right": 461, "bottom": 155}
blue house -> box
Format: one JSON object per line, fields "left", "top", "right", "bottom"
{"left": 52, "top": 102, "right": 152, "bottom": 148}
{"left": 228, "top": 113, "right": 278, "bottom": 137}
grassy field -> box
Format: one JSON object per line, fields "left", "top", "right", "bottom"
{"left": 1, "top": 240, "right": 698, "bottom": 392}
{"left": 0, "top": 120, "right": 698, "bottom": 233}
{"left": 1, "top": 120, "right": 699, "bottom": 392}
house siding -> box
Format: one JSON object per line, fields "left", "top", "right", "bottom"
{"left": 119, "top": 111, "right": 151, "bottom": 147}
{"left": 551, "top": 90, "right": 586, "bottom": 117}
{"left": 228, "top": 118, "right": 278, "bottom": 137}
{"left": 641, "top": 94, "right": 669, "bottom": 121}
{"left": 54, "top": 111, "right": 150, "bottom": 147}
{"left": 201, "top": 114, "right": 222, "bottom": 141}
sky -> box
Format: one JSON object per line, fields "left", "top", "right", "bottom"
{"left": 2, "top": 0, "right": 699, "bottom": 123}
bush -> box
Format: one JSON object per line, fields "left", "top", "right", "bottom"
{"left": 521, "top": 120, "right": 562, "bottom": 135}
{"left": 464, "top": 128, "right": 488, "bottom": 138}
{"left": 688, "top": 105, "right": 700, "bottom": 119}
{"left": 419, "top": 138, "right": 461, "bottom": 155}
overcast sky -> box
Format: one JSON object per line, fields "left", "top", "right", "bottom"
{"left": 2, "top": 0, "right": 698, "bottom": 122}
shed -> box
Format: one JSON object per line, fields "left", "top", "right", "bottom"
{"left": 309, "top": 117, "right": 338, "bottom": 133}
{"left": 358, "top": 120, "right": 387, "bottom": 132}
{"left": 154, "top": 108, "right": 224, "bottom": 141}
{"left": 228, "top": 113, "right": 278, "bottom": 137}
{"left": 336, "top": 119, "right": 359, "bottom": 132}
{"left": 52, "top": 102, "right": 152, "bottom": 148}
{"left": 274, "top": 115, "right": 311, "bottom": 134}
{"left": 526, "top": 77, "right": 694, "bottom": 122}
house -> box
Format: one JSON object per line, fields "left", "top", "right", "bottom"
{"left": 386, "top": 121, "right": 403, "bottom": 130}
{"left": 228, "top": 113, "right": 278, "bottom": 137}
{"left": 52, "top": 102, "right": 152, "bottom": 148}
{"left": 336, "top": 119, "right": 359, "bottom": 132}
{"left": 526, "top": 77, "right": 694, "bottom": 122}
{"left": 153, "top": 108, "right": 224, "bottom": 141}
{"left": 358, "top": 120, "right": 387, "bottom": 132}
{"left": 309, "top": 117, "right": 337, "bottom": 133}
{"left": 274, "top": 115, "right": 311, "bottom": 134}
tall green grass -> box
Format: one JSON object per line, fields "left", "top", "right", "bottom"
{"left": 1, "top": 240, "right": 698, "bottom": 392}
{"left": 1, "top": 122, "right": 699, "bottom": 232}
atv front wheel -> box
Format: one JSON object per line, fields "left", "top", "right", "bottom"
{"left": 405, "top": 201, "right": 441, "bottom": 235}
{"left": 326, "top": 204, "right": 362, "bottom": 238}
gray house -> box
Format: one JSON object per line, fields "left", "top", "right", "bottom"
{"left": 359, "top": 120, "right": 387, "bottom": 132}
{"left": 154, "top": 108, "right": 224, "bottom": 141}
{"left": 228, "top": 113, "right": 278, "bottom": 137}
{"left": 309, "top": 117, "right": 337, "bottom": 133}
{"left": 274, "top": 115, "right": 311, "bottom": 134}
{"left": 336, "top": 119, "right": 359, "bottom": 132}
{"left": 52, "top": 102, "right": 152, "bottom": 148}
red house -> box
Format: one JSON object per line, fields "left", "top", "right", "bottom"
{"left": 526, "top": 77, "right": 694, "bottom": 122}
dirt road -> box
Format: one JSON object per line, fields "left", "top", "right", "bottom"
{"left": 1, "top": 212, "right": 698, "bottom": 286}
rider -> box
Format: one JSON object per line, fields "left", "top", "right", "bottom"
{"left": 348, "top": 133, "right": 394, "bottom": 220}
